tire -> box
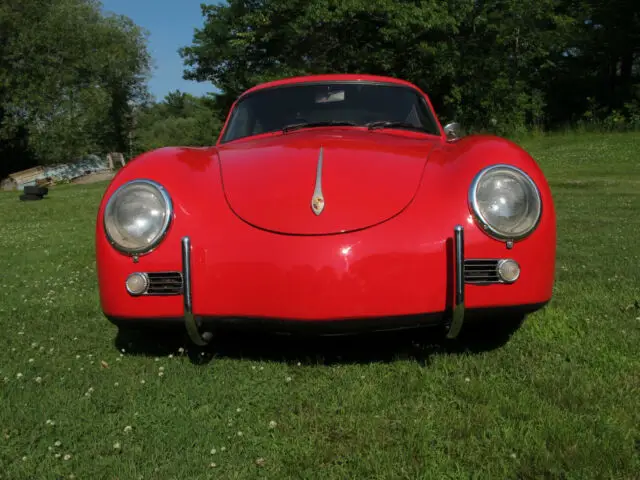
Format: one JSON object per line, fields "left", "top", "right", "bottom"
{"left": 24, "top": 186, "right": 48, "bottom": 196}
{"left": 19, "top": 194, "right": 44, "bottom": 201}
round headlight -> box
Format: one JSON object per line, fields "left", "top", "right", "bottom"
{"left": 469, "top": 165, "right": 541, "bottom": 240}
{"left": 104, "top": 180, "right": 172, "bottom": 254}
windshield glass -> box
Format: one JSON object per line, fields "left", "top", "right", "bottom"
{"left": 220, "top": 82, "right": 440, "bottom": 143}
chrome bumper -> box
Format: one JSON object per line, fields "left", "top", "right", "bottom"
{"left": 181, "top": 237, "right": 213, "bottom": 346}
{"left": 446, "top": 225, "right": 465, "bottom": 339}
{"left": 180, "top": 225, "right": 466, "bottom": 345}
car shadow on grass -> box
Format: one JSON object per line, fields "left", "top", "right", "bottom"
{"left": 114, "top": 316, "right": 525, "bottom": 366}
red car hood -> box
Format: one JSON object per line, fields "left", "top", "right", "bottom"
{"left": 217, "top": 129, "right": 438, "bottom": 235}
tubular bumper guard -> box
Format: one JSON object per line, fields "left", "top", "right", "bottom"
{"left": 180, "top": 226, "right": 466, "bottom": 345}
{"left": 182, "top": 237, "right": 213, "bottom": 346}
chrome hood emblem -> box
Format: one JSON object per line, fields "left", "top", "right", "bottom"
{"left": 311, "top": 146, "right": 325, "bottom": 215}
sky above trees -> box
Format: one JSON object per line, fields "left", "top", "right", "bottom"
{"left": 101, "top": 0, "right": 216, "bottom": 99}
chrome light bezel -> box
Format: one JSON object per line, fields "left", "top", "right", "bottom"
{"left": 469, "top": 164, "right": 542, "bottom": 241}
{"left": 103, "top": 179, "right": 173, "bottom": 255}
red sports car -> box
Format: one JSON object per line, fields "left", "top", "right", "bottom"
{"left": 96, "top": 74, "right": 556, "bottom": 345}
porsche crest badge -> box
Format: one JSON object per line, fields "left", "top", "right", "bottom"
{"left": 311, "top": 147, "right": 325, "bottom": 215}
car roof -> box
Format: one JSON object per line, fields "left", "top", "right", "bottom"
{"left": 239, "top": 74, "right": 422, "bottom": 98}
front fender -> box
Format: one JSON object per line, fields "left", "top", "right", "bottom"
{"left": 95, "top": 147, "right": 237, "bottom": 317}
{"left": 405, "top": 134, "right": 556, "bottom": 305}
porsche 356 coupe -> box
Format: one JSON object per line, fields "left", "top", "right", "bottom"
{"left": 96, "top": 74, "right": 556, "bottom": 345}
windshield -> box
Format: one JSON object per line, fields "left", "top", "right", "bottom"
{"left": 220, "top": 82, "right": 441, "bottom": 143}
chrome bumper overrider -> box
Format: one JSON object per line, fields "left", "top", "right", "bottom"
{"left": 181, "top": 237, "right": 213, "bottom": 346}
{"left": 446, "top": 225, "right": 465, "bottom": 339}
{"left": 180, "top": 226, "right": 466, "bottom": 345}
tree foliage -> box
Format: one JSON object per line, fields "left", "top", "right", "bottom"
{"left": 181, "top": 0, "right": 640, "bottom": 133}
{"left": 2, "top": 0, "right": 639, "bottom": 178}
{"left": 0, "top": 0, "right": 150, "bottom": 174}
{"left": 132, "top": 91, "right": 222, "bottom": 154}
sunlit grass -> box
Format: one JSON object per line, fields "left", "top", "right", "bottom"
{"left": 1, "top": 132, "right": 639, "bottom": 479}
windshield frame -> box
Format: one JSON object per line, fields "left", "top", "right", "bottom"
{"left": 216, "top": 80, "right": 444, "bottom": 145}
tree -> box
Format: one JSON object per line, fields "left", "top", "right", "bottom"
{"left": 180, "top": 0, "right": 639, "bottom": 133}
{"left": 132, "top": 91, "right": 222, "bottom": 153}
{"left": 180, "top": 0, "right": 464, "bottom": 120}
{"left": 0, "top": 0, "right": 150, "bottom": 172}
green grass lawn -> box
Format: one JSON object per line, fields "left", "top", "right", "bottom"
{"left": 1, "top": 132, "right": 639, "bottom": 479}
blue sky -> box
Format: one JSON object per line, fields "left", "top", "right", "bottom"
{"left": 101, "top": 0, "right": 217, "bottom": 101}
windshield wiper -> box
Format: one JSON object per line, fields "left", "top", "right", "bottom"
{"left": 366, "top": 121, "right": 428, "bottom": 133}
{"left": 282, "top": 121, "right": 358, "bottom": 133}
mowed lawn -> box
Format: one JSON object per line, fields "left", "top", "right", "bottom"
{"left": 1, "top": 132, "right": 639, "bottom": 479}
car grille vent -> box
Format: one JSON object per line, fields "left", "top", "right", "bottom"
{"left": 463, "top": 259, "right": 500, "bottom": 284}
{"left": 146, "top": 272, "right": 183, "bottom": 295}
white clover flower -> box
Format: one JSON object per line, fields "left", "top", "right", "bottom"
{"left": 124, "top": 426, "right": 132, "bottom": 433}
{"left": 285, "top": 377, "right": 292, "bottom": 382}
{"left": 16, "top": 373, "right": 23, "bottom": 379}
{"left": 54, "top": 440, "right": 61, "bottom": 447}
{"left": 210, "top": 448, "right": 217, "bottom": 454}
{"left": 268, "top": 420, "right": 277, "bottom": 429}
{"left": 35, "top": 377, "right": 42, "bottom": 383}
{"left": 113, "top": 442, "right": 121, "bottom": 449}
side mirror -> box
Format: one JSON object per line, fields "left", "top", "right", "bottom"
{"left": 443, "top": 122, "right": 461, "bottom": 140}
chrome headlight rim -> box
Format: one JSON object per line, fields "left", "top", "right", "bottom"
{"left": 469, "top": 164, "right": 542, "bottom": 241}
{"left": 103, "top": 179, "right": 173, "bottom": 255}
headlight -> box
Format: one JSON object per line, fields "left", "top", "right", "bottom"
{"left": 469, "top": 165, "right": 541, "bottom": 240}
{"left": 104, "top": 179, "right": 172, "bottom": 254}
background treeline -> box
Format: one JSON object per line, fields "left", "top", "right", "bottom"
{"left": 1, "top": 0, "right": 639, "bottom": 177}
